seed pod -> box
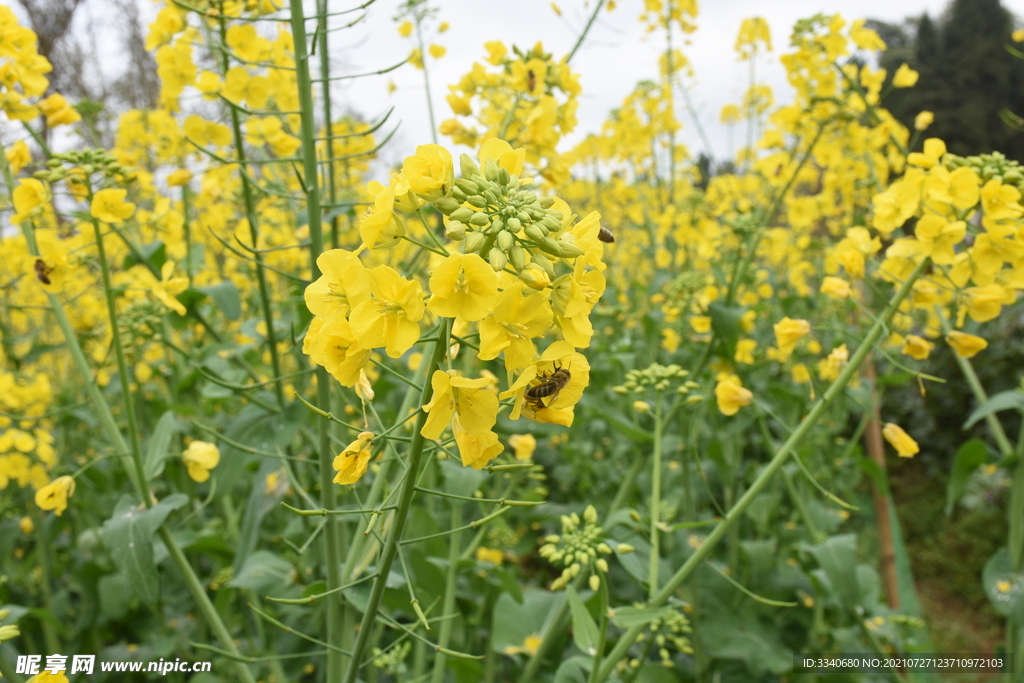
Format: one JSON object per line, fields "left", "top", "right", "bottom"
{"left": 488, "top": 247, "right": 508, "bottom": 271}
{"left": 459, "top": 153, "right": 481, "bottom": 179}
{"left": 434, "top": 197, "right": 461, "bottom": 215}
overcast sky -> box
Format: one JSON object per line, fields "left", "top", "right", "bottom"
{"left": 45, "top": 0, "right": 1024, "bottom": 170}
{"left": 312, "top": 0, "right": 1024, "bottom": 170}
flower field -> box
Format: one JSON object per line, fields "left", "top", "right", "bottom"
{"left": 3, "top": 0, "right": 1024, "bottom": 681}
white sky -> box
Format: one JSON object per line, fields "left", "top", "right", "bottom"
{"left": 316, "top": 0, "right": 1024, "bottom": 171}
{"left": 19, "top": 0, "right": 1024, "bottom": 169}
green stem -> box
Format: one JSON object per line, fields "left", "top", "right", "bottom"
{"left": 342, "top": 321, "right": 450, "bottom": 683}
{"left": 566, "top": 0, "right": 608, "bottom": 63}
{"left": 35, "top": 521, "right": 61, "bottom": 654}
{"left": 289, "top": 2, "right": 345, "bottom": 680}
{"left": 217, "top": 11, "right": 286, "bottom": 410}
{"left": 415, "top": 20, "right": 438, "bottom": 144}
{"left": 649, "top": 393, "right": 663, "bottom": 598}
{"left": 587, "top": 576, "right": 610, "bottom": 683}
{"left": 431, "top": 502, "right": 463, "bottom": 683}
{"left": 591, "top": 258, "right": 930, "bottom": 682}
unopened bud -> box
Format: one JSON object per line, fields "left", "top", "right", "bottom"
{"left": 483, "top": 157, "right": 500, "bottom": 182}
{"left": 538, "top": 196, "right": 556, "bottom": 209}
{"left": 434, "top": 197, "right": 461, "bottom": 214}
{"left": 488, "top": 247, "right": 507, "bottom": 271}
{"left": 617, "top": 543, "right": 635, "bottom": 554}
{"left": 519, "top": 263, "right": 551, "bottom": 289}
{"left": 558, "top": 242, "right": 585, "bottom": 258}
{"left": 445, "top": 220, "right": 467, "bottom": 240}
{"left": 506, "top": 217, "right": 522, "bottom": 232}
{"left": 469, "top": 211, "right": 490, "bottom": 227}
{"left": 589, "top": 574, "right": 600, "bottom": 591}
{"left": 459, "top": 154, "right": 481, "bottom": 179}
{"left": 465, "top": 231, "right": 487, "bottom": 253}
{"left": 450, "top": 207, "right": 474, "bottom": 223}
{"left": 497, "top": 230, "right": 514, "bottom": 252}
{"left": 509, "top": 245, "right": 528, "bottom": 271}
{"left": 524, "top": 224, "right": 547, "bottom": 241}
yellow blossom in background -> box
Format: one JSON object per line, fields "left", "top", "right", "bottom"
{"left": 421, "top": 371, "right": 499, "bottom": 441}
{"left": 508, "top": 434, "right": 536, "bottom": 460}
{"left": 882, "top": 423, "right": 919, "bottom": 457}
{"left": 20, "top": 516, "right": 33, "bottom": 534}
{"left": 150, "top": 261, "right": 189, "bottom": 315}
{"left": 914, "top": 111, "right": 934, "bottom": 130}
{"left": 5, "top": 140, "right": 31, "bottom": 174}
{"left": 734, "top": 339, "right": 757, "bottom": 364}
{"left": 690, "top": 316, "right": 711, "bottom": 334}
{"left": 182, "top": 441, "right": 220, "bottom": 482}
{"left": 773, "top": 317, "right": 810, "bottom": 361}
{"left": 820, "top": 276, "right": 851, "bottom": 299}
{"left": 429, "top": 44, "right": 446, "bottom": 59}
{"left": 334, "top": 432, "right": 374, "bottom": 485}
{"left": 791, "top": 364, "right": 811, "bottom": 384}
{"left": 166, "top": 168, "right": 192, "bottom": 186}
{"left": 403, "top": 144, "right": 454, "bottom": 201}
{"left": 714, "top": 374, "right": 752, "bottom": 416}
{"left": 476, "top": 547, "right": 504, "bottom": 564}
{"left": 945, "top": 331, "right": 988, "bottom": 358}
{"left": 817, "top": 344, "right": 849, "bottom": 381}
{"left": 11, "top": 178, "right": 49, "bottom": 224}
{"left": 891, "top": 63, "right": 918, "bottom": 88}
{"left": 901, "top": 335, "right": 934, "bottom": 360}
{"left": 397, "top": 20, "right": 413, "bottom": 37}
{"left": 90, "top": 188, "right": 136, "bottom": 224}
{"left": 34, "top": 476, "right": 75, "bottom": 516}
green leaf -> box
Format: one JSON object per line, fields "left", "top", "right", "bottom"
{"left": 491, "top": 589, "right": 557, "bottom": 655}
{"left": 608, "top": 605, "right": 672, "bottom": 629}
{"left": 964, "top": 390, "right": 1024, "bottom": 429}
{"left": 98, "top": 573, "right": 133, "bottom": 620}
{"left": 553, "top": 656, "right": 590, "bottom": 683}
{"left": 699, "top": 609, "right": 792, "bottom": 675}
{"left": 123, "top": 240, "right": 165, "bottom": 271}
{"left": 227, "top": 550, "right": 294, "bottom": 594}
{"left": 199, "top": 281, "right": 242, "bottom": 321}
{"left": 945, "top": 438, "right": 989, "bottom": 515}
{"left": 441, "top": 458, "right": 485, "bottom": 499}
{"left": 708, "top": 301, "right": 743, "bottom": 351}
{"left": 0, "top": 604, "right": 29, "bottom": 625}
{"left": 100, "top": 494, "right": 188, "bottom": 606}
{"left": 983, "top": 547, "right": 1024, "bottom": 625}
{"left": 803, "top": 534, "right": 859, "bottom": 609}
{"left": 565, "top": 586, "right": 600, "bottom": 655}
{"left": 144, "top": 411, "right": 177, "bottom": 480}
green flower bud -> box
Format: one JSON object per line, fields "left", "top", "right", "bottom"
{"left": 506, "top": 216, "right": 522, "bottom": 232}
{"left": 488, "top": 247, "right": 508, "bottom": 271}
{"left": 497, "top": 230, "right": 514, "bottom": 252}
{"left": 469, "top": 211, "right": 491, "bottom": 227}
{"left": 489, "top": 218, "right": 505, "bottom": 233}
{"left": 32, "top": 170, "right": 49, "bottom": 179}
{"left": 459, "top": 154, "right": 481, "bottom": 179}
{"left": 532, "top": 253, "right": 556, "bottom": 278}
{"left": 46, "top": 171, "right": 65, "bottom": 182}
{"left": 509, "top": 245, "right": 528, "bottom": 271}
{"left": 539, "top": 236, "right": 564, "bottom": 257}
{"left": 558, "top": 242, "right": 585, "bottom": 258}
{"left": 467, "top": 195, "right": 488, "bottom": 208}
{"left": 589, "top": 574, "right": 601, "bottom": 591}
{"left": 434, "top": 197, "right": 461, "bottom": 215}
{"left": 455, "top": 177, "right": 479, "bottom": 194}
{"left": 541, "top": 216, "right": 561, "bottom": 232}
{"left": 525, "top": 224, "right": 547, "bottom": 241}
{"left": 538, "top": 196, "right": 556, "bottom": 209}
{"left": 452, "top": 186, "right": 468, "bottom": 203}
{"left": 617, "top": 543, "right": 635, "bottom": 554}
{"left": 483, "top": 157, "right": 500, "bottom": 182}
{"left": 498, "top": 167, "right": 510, "bottom": 185}
{"left": 465, "top": 231, "right": 487, "bottom": 253}
{"left": 445, "top": 221, "right": 467, "bottom": 240}
{"left": 517, "top": 210, "right": 532, "bottom": 223}
{"left": 450, "top": 207, "right": 474, "bottom": 223}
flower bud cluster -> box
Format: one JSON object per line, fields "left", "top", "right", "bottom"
{"left": 613, "top": 363, "right": 694, "bottom": 396}
{"left": 945, "top": 151, "right": 1024, "bottom": 188}
{"left": 634, "top": 608, "right": 694, "bottom": 667}
{"left": 35, "top": 148, "right": 137, "bottom": 184}
{"left": 434, "top": 153, "right": 584, "bottom": 287}
{"left": 538, "top": 504, "right": 615, "bottom": 590}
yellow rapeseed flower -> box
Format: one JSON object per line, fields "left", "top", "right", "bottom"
{"left": 714, "top": 374, "right": 752, "bottom": 416}
{"left": 427, "top": 252, "right": 499, "bottom": 322}
{"left": 34, "top": 475, "right": 75, "bottom": 516}
{"left": 182, "top": 441, "right": 220, "bottom": 482}
{"left": 945, "top": 331, "right": 988, "bottom": 358}
{"left": 90, "top": 188, "right": 136, "bottom": 224}
{"left": 508, "top": 434, "right": 536, "bottom": 460}
{"left": 349, "top": 265, "right": 425, "bottom": 358}
{"left": 882, "top": 423, "right": 919, "bottom": 457}
{"left": 333, "top": 432, "right": 374, "bottom": 485}
{"left": 402, "top": 143, "right": 454, "bottom": 201}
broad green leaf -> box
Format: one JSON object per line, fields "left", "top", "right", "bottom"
{"left": 101, "top": 493, "right": 188, "bottom": 606}
{"left": 565, "top": 586, "right": 600, "bottom": 655}
{"left": 553, "top": 656, "right": 590, "bottom": 683}
{"left": 965, "top": 390, "right": 1024, "bottom": 429}
{"left": 708, "top": 301, "right": 743, "bottom": 350}
{"left": 441, "top": 458, "right": 485, "bottom": 499}
{"left": 803, "top": 534, "right": 858, "bottom": 610}
{"left": 144, "top": 411, "right": 177, "bottom": 480}
{"left": 491, "top": 589, "right": 556, "bottom": 655}
{"left": 983, "top": 547, "right": 1024, "bottom": 625}
{"left": 0, "top": 605, "right": 28, "bottom": 625}
{"left": 234, "top": 459, "right": 290, "bottom": 573}
{"left": 123, "top": 240, "right": 165, "bottom": 271}
{"left": 699, "top": 609, "right": 792, "bottom": 675}
{"left": 199, "top": 281, "right": 242, "bottom": 321}
{"left": 608, "top": 605, "right": 672, "bottom": 629}
{"left": 945, "top": 438, "right": 989, "bottom": 515}
{"left": 227, "top": 550, "right": 293, "bottom": 594}
{"left": 98, "top": 573, "right": 133, "bottom": 620}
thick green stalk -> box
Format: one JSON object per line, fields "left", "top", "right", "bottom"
{"left": 592, "top": 258, "right": 929, "bottom": 682}
{"left": 315, "top": 0, "right": 340, "bottom": 248}
{"left": 288, "top": 2, "right": 345, "bottom": 680}
{"left": 343, "top": 322, "right": 450, "bottom": 683}
{"left": 35, "top": 521, "right": 61, "bottom": 654}
{"left": 431, "top": 502, "right": 463, "bottom": 683}
{"left": 217, "top": 13, "right": 286, "bottom": 409}
{"left": 87, "top": 197, "right": 150, "bottom": 504}
{"left": 587, "top": 577, "right": 610, "bottom": 683}
{"left": 10, "top": 221, "right": 257, "bottom": 683}
{"left": 566, "top": 0, "right": 608, "bottom": 63}
{"left": 648, "top": 394, "right": 664, "bottom": 598}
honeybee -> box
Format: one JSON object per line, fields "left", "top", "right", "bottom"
{"left": 525, "top": 364, "right": 571, "bottom": 411}
{"left": 598, "top": 226, "right": 615, "bottom": 243}
{"left": 34, "top": 258, "right": 53, "bottom": 285}
{"left": 527, "top": 69, "right": 537, "bottom": 93}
